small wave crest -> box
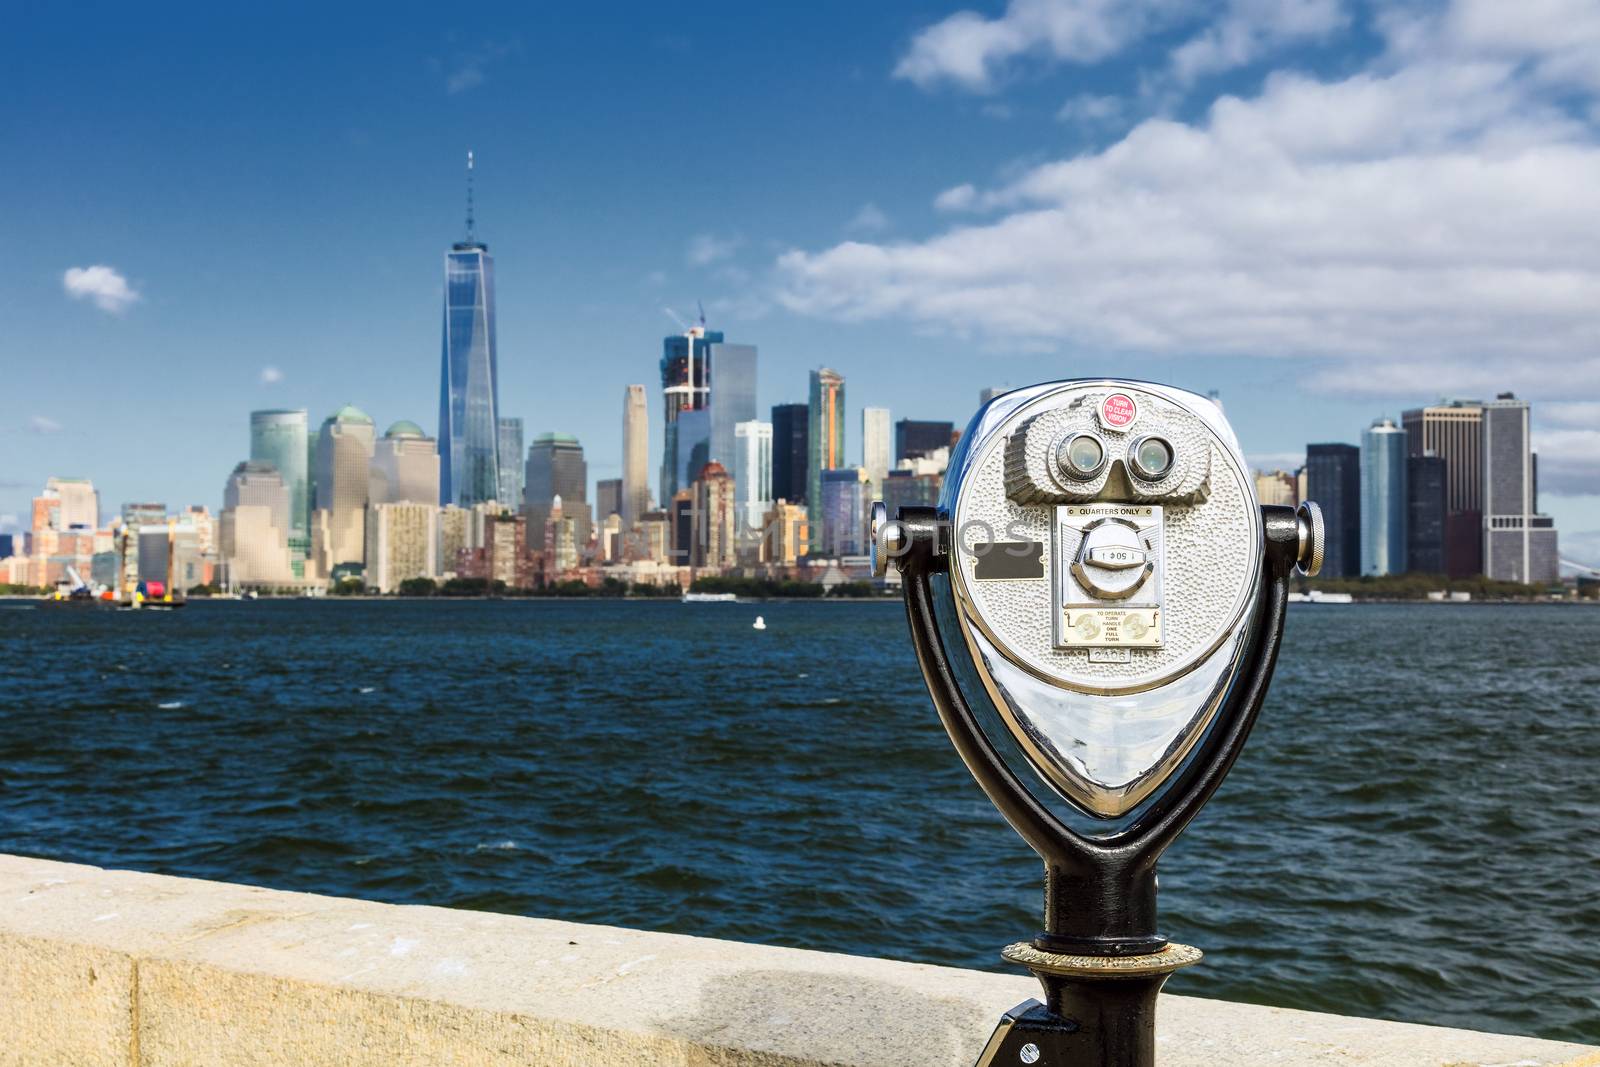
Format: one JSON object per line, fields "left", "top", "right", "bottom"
{"left": 473, "top": 840, "right": 519, "bottom": 852}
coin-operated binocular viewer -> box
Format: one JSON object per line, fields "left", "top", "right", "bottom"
{"left": 871, "top": 380, "right": 1322, "bottom": 1067}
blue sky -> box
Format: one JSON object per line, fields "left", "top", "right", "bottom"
{"left": 4, "top": 0, "right": 1598, "bottom": 558}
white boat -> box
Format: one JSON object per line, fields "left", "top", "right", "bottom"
{"left": 753, "top": 615, "right": 767, "bottom": 630}
{"left": 1290, "top": 589, "right": 1354, "bottom": 604}
{"left": 682, "top": 592, "right": 738, "bottom": 603}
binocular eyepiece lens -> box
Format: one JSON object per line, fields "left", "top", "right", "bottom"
{"left": 1130, "top": 436, "right": 1175, "bottom": 479}
{"left": 1058, "top": 433, "right": 1106, "bottom": 479}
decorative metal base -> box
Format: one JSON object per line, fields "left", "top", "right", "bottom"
{"left": 973, "top": 943, "right": 1202, "bottom": 1067}
{"left": 1001, "top": 941, "right": 1202, "bottom": 978}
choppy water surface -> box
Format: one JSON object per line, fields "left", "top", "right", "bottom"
{"left": 2, "top": 600, "right": 1596, "bottom": 1042}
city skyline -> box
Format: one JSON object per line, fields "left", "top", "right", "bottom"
{"left": 5, "top": 375, "right": 1580, "bottom": 594}
{"left": 5, "top": 2, "right": 1600, "bottom": 562}
{"left": 11, "top": 344, "right": 1592, "bottom": 570}
{"left": 4, "top": 157, "right": 1584, "bottom": 586}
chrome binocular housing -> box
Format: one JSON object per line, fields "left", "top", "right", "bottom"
{"left": 873, "top": 379, "right": 1321, "bottom": 818}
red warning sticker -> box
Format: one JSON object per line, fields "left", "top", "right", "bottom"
{"left": 1101, "top": 393, "right": 1138, "bottom": 429}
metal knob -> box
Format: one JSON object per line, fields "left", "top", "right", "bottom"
{"left": 1295, "top": 501, "right": 1324, "bottom": 577}
{"left": 870, "top": 501, "right": 905, "bottom": 577}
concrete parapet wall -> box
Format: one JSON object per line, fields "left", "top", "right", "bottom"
{"left": 0, "top": 854, "right": 1593, "bottom": 1067}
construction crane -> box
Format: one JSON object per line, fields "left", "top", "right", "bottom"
{"left": 47, "top": 564, "right": 101, "bottom": 603}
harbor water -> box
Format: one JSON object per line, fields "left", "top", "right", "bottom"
{"left": 1, "top": 600, "right": 1595, "bottom": 1042}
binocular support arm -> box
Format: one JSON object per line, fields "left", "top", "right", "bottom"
{"left": 895, "top": 504, "right": 1300, "bottom": 960}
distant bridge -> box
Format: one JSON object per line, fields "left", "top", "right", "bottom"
{"left": 1558, "top": 557, "right": 1599, "bottom": 577}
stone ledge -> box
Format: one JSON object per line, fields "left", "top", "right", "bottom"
{"left": 0, "top": 853, "right": 1593, "bottom": 1067}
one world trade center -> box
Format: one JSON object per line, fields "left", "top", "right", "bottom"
{"left": 439, "top": 151, "right": 501, "bottom": 507}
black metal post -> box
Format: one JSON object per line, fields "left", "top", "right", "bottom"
{"left": 894, "top": 504, "right": 1301, "bottom": 1067}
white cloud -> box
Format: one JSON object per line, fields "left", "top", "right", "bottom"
{"left": 447, "top": 67, "right": 484, "bottom": 94}
{"left": 701, "top": 291, "right": 774, "bottom": 323}
{"left": 892, "top": 0, "right": 1339, "bottom": 93}
{"left": 440, "top": 40, "right": 521, "bottom": 95}
{"left": 1170, "top": 0, "right": 1347, "bottom": 84}
{"left": 1563, "top": 529, "right": 1600, "bottom": 567}
{"left": 1543, "top": 401, "right": 1600, "bottom": 428}
{"left": 27, "top": 416, "right": 62, "bottom": 434}
{"left": 781, "top": 5, "right": 1600, "bottom": 399}
{"left": 933, "top": 183, "right": 979, "bottom": 212}
{"left": 62, "top": 265, "right": 139, "bottom": 314}
{"left": 1247, "top": 451, "right": 1307, "bottom": 472}
{"left": 259, "top": 366, "right": 283, "bottom": 385}
{"left": 1057, "top": 92, "right": 1125, "bottom": 125}
{"left": 846, "top": 203, "right": 891, "bottom": 234}
{"left": 686, "top": 233, "right": 742, "bottom": 267}
{"left": 1532, "top": 412, "right": 1600, "bottom": 497}
{"left": 894, "top": 0, "right": 1180, "bottom": 92}
{"left": 1532, "top": 429, "right": 1600, "bottom": 496}
{"left": 1435, "top": 0, "right": 1600, "bottom": 93}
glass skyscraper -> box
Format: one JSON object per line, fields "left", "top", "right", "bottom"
{"left": 770, "top": 403, "right": 809, "bottom": 505}
{"left": 525, "top": 432, "right": 591, "bottom": 547}
{"left": 1483, "top": 394, "right": 1558, "bottom": 583}
{"left": 622, "top": 384, "right": 650, "bottom": 528}
{"left": 439, "top": 230, "right": 501, "bottom": 507}
{"left": 370, "top": 421, "right": 441, "bottom": 506}
{"left": 673, "top": 409, "right": 711, "bottom": 494}
{"left": 708, "top": 342, "right": 757, "bottom": 469}
{"left": 496, "top": 417, "right": 524, "bottom": 507}
{"left": 732, "top": 419, "right": 773, "bottom": 533}
{"left": 1406, "top": 453, "right": 1447, "bottom": 574}
{"left": 316, "top": 405, "right": 376, "bottom": 571}
{"left": 895, "top": 419, "right": 955, "bottom": 463}
{"left": 250, "top": 409, "right": 309, "bottom": 575}
{"left": 1361, "top": 418, "right": 1408, "bottom": 576}
{"left": 1402, "top": 400, "right": 1484, "bottom": 577}
{"left": 820, "top": 467, "right": 869, "bottom": 557}
{"left": 807, "top": 368, "right": 845, "bottom": 553}
{"left": 1305, "top": 443, "right": 1360, "bottom": 578}
{"left": 660, "top": 326, "right": 719, "bottom": 501}
{"left": 862, "top": 407, "right": 891, "bottom": 489}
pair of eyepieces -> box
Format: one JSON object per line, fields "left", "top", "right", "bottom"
{"left": 1057, "top": 432, "right": 1175, "bottom": 483}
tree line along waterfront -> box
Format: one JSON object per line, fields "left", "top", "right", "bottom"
{"left": 1295, "top": 573, "right": 1597, "bottom": 601}
{"left": 0, "top": 574, "right": 890, "bottom": 599}
{"left": 369, "top": 574, "right": 890, "bottom": 599}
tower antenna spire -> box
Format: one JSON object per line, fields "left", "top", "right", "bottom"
{"left": 465, "top": 150, "right": 476, "bottom": 243}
